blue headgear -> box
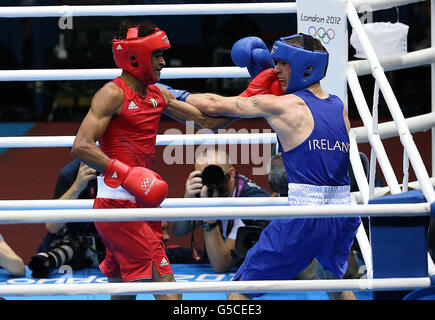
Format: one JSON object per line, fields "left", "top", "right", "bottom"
{"left": 270, "top": 34, "right": 329, "bottom": 94}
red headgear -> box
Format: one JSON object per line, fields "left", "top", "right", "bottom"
{"left": 112, "top": 26, "right": 171, "bottom": 85}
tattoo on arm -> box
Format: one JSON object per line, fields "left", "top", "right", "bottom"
{"left": 236, "top": 96, "right": 250, "bottom": 111}
{"left": 235, "top": 96, "right": 265, "bottom": 118}
{"left": 251, "top": 96, "right": 260, "bottom": 108}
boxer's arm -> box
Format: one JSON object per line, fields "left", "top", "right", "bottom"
{"left": 0, "top": 239, "right": 26, "bottom": 277}
{"left": 71, "top": 83, "right": 123, "bottom": 172}
{"left": 46, "top": 163, "right": 98, "bottom": 234}
{"left": 203, "top": 223, "right": 236, "bottom": 273}
{"left": 159, "top": 86, "right": 237, "bottom": 131}
{"left": 186, "top": 93, "right": 287, "bottom": 120}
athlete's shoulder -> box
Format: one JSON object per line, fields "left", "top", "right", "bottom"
{"left": 152, "top": 83, "right": 170, "bottom": 104}
{"left": 277, "top": 92, "right": 309, "bottom": 117}
{"left": 277, "top": 91, "right": 306, "bottom": 108}
{"left": 101, "top": 81, "right": 124, "bottom": 97}
{"left": 287, "top": 92, "right": 307, "bottom": 104}
{"left": 92, "top": 81, "right": 124, "bottom": 108}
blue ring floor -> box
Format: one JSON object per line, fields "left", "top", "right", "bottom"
{"left": 0, "top": 264, "right": 373, "bottom": 300}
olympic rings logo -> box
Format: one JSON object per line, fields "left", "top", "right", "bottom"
{"left": 308, "top": 26, "right": 335, "bottom": 44}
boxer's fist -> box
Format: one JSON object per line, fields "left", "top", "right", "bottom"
{"left": 104, "top": 159, "right": 168, "bottom": 207}
{"left": 231, "top": 37, "right": 274, "bottom": 79}
{"left": 239, "top": 68, "right": 283, "bottom": 97}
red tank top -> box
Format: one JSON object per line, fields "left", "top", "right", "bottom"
{"left": 98, "top": 77, "right": 166, "bottom": 168}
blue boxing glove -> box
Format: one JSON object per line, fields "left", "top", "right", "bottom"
{"left": 156, "top": 83, "right": 190, "bottom": 102}
{"left": 231, "top": 36, "right": 275, "bottom": 79}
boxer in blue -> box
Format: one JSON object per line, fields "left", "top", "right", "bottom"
{"left": 163, "top": 33, "right": 361, "bottom": 299}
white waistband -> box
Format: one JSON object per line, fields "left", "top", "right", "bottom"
{"left": 287, "top": 183, "right": 350, "bottom": 206}
{"left": 96, "top": 176, "right": 136, "bottom": 202}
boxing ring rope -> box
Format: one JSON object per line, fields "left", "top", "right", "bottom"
{"left": 0, "top": 2, "right": 296, "bottom": 18}
{"left": 348, "top": 68, "right": 402, "bottom": 195}
{"left": 347, "top": 3, "right": 435, "bottom": 281}
{"left": 0, "top": 133, "right": 277, "bottom": 148}
{"left": 349, "top": 47, "right": 435, "bottom": 76}
{"left": 0, "top": 122, "right": 426, "bottom": 280}
{"left": 0, "top": 48, "right": 434, "bottom": 81}
{"left": 0, "top": 277, "right": 432, "bottom": 297}
{"left": 0, "top": 175, "right": 433, "bottom": 211}
{"left": 0, "top": 67, "right": 250, "bottom": 82}
{"left": 351, "top": 0, "right": 425, "bottom": 10}
{"left": 0, "top": 197, "right": 288, "bottom": 211}
{"left": 0, "top": 203, "right": 431, "bottom": 225}
{"left": 0, "top": 0, "right": 424, "bottom": 18}
{"left": 0, "top": 111, "right": 433, "bottom": 147}
{"left": 0, "top": 122, "right": 429, "bottom": 278}
{"left": 0, "top": 0, "right": 433, "bottom": 297}
{"left": 0, "top": 203, "right": 430, "bottom": 282}
{"left": 0, "top": 202, "right": 431, "bottom": 284}
{"left": 346, "top": 0, "right": 435, "bottom": 280}
{"left": 1, "top": 176, "right": 433, "bottom": 211}
{"left": 347, "top": 1, "right": 435, "bottom": 203}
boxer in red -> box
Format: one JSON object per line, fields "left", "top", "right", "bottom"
{"left": 71, "top": 21, "right": 231, "bottom": 300}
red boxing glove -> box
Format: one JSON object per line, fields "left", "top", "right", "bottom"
{"left": 239, "top": 68, "right": 283, "bottom": 97}
{"left": 104, "top": 159, "right": 168, "bottom": 208}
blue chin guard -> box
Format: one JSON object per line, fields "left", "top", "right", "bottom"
{"left": 270, "top": 34, "right": 329, "bottom": 94}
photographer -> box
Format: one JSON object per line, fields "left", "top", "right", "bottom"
{"left": 172, "top": 148, "right": 270, "bottom": 273}
{"left": 29, "top": 159, "right": 105, "bottom": 278}
{"left": 0, "top": 233, "right": 26, "bottom": 277}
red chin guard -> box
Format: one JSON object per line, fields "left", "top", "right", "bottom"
{"left": 112, "top": 27, "right": 171, "bottom": 85}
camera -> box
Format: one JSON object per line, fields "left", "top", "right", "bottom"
{"left": 201, "top": 165, "right": 227, "bottom": 189}
{"left": 29, "top": 234, "right": 91, "bottom": 278}
{"left": 197, "top": 165, "right": 229, "bottom": 197}
{"left": 235, "top": 220, "right": 270, "bottom": 257}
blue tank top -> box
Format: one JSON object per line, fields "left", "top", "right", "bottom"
{"left": 279, "top": 88, "right": 350, "bottom": 187}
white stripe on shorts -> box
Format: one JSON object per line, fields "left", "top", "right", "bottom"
{"left": 287, "top": 183, "right": 351, "bottom": 206}
{"left": 96, "top": 176, "right": 136, "bottom": 202}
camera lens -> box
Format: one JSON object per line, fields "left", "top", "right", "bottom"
{"left": 28, "top": 243, "right": 75, "bottom": 278}
{"left": 201, "top": 165, "right": 226, "bottom": 189}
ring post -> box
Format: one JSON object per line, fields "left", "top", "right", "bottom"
{"left": 296, "top": 0, "right": 348, "bottom": 105}
{"left": 369, "top": 190, "right": 430, "bottom": 299}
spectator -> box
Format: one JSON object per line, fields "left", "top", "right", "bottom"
{"left": 43, "top": 159, "right": 98, "bottom": 238}
{"left": 172, "top": 147, "right": 270, "bottom": 273}
{"left": 29, "top": 159, "right": 105, "bottom": 279}
{"left": 0, "top": 233, "right": 26, "bottom": 277}
{"left": 268, "top": 152, "right": 288, "bottom": 197}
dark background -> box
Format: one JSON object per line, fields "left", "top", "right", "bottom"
{"left": 0, "top": 0, "right": 432, "bottom": 263}
{"left": 0, "top": 0, "right": 431, "bottom": 122}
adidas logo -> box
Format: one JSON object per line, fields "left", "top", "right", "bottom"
{"left": 116, "top": 44, "right": 123, "bottom": 50}
{"left": 112, "top": 172, "right": 118, "bottom": 179}
{"left": 128, "top": 101, "right": 139, "bottom": 110}
{"left": 160, "top": 257, "right": 169, "bottom": 267}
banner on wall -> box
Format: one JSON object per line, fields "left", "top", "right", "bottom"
{"left": 297, "top": 0, "right": 348, "bottom": 105}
